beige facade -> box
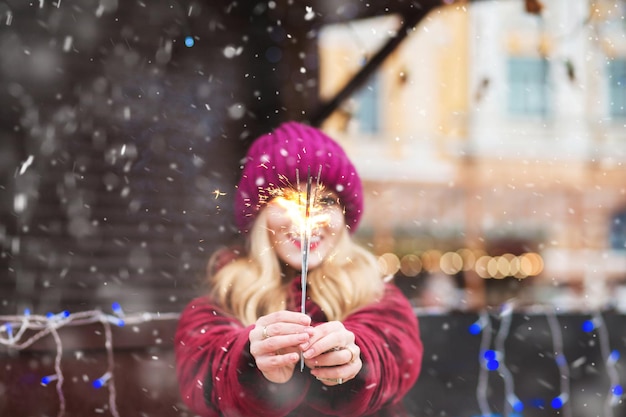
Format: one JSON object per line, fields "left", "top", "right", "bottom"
{"left": 318, "top": 1, "right": 626, "bottom": 310}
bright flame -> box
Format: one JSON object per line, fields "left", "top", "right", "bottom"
{"left": 271, "top": 187, "right": 332, "bottom": 233}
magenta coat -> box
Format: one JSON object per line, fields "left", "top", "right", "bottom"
{"left": 174, "top": 279, "right": 422, "bottom": 417}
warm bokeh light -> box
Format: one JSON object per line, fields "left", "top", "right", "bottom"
{"left": 400, "top": 254, "right": 422, "bottom": 277}
{"left": 440, "top": 251, "right": 463, "bottom": 275}
{"left": 421, "top": 250, "right": 442, "bottom": 273}
{"left": 457, "top": 248, "right": 477, "bottom": 271}
{"left": 381, "top": 249, "right": 544, "bottom": 279}
{"left": 378, "top": 252, "right": 401, "bottom": 276}
{"left": 474, "top": 255, "right": 491, "bottom": 279}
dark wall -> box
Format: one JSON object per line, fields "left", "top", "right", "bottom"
{"left": 0, "top": 0, "right": 329, "bottom": 315}
{"left": 0, "top": 0, "right": 446, "bottom": 316}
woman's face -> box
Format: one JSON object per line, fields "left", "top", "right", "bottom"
{"left": 265, "top": 186, "right": 345, "bottom": 270}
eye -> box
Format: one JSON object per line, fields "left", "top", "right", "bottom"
{"left": 318, "top": 195, "right": 340, "bottom": 207}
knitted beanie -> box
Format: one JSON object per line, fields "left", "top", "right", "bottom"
{"left": 235, "top": 121, "right": 363, "bottom": 234}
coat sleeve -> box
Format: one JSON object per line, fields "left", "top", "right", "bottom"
{"left": 305, "top": 283, "right": 423, "bottom": 417}
{"left": 174, "top": 297, "right": 310, "bottom": 417}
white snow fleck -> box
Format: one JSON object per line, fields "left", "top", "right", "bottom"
{"left": 18, "top": 155, "right": 34, "bottom": 175}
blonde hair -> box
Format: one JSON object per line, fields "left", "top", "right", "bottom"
{"left": 208, "top": 208, "right": 385, "bottom": 326}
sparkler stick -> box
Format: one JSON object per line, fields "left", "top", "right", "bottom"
{"left": 299, "top": 168, "right": 313, "bottom": 371}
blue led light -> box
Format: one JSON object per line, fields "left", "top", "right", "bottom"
{"left": 582, "top": 319, "right": 595, "bottom": 332}
{"left": 468, "top": 322, "right": 482, "bottom": 335}
{"left": 92, "top": 372, "right": 111, "bottom": 389}
{"left": 486, "top": 359, "right": 499, "bottom": 371}
{"left": 551, "top": 396, "right": 564, "bottom": 409}
{"left": 184, "top": 36, "right": 195, "bottom": 48}
{"left": 613, "top": 384, "right": 624, "bottom": 396}
{"left": 41, "top": 375, "right": 55, "bottom": 385}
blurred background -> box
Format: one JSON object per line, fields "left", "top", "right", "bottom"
{"left": 1, "top": 0, "right": 626, "bottom": 416}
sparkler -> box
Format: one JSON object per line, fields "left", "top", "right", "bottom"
{"left": 297, "top": 167, "right": 312, "bottom": 371}
{"left": 295, "top": 166, "right": 322, "bottom": 371}
{"left": 268, "top": 167, "right": 327, "bottom": 371}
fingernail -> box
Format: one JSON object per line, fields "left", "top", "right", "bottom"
{"left": 303, "top": 350, "right": 313, "bottom": 358}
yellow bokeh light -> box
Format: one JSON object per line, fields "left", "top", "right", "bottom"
{"left": 440, "top": 251, "right": 463, "bottom": 275}
{"left": 378, "top": 252, "right": 401, "bottom": 276}
{"left": 421, "top": 250, "right": 442, "bottom": 273}
{"left": 475, "top": 255, "right": 491, "bottom": 279}
{"left": 400, "top": 254, "right": 422, "bottom": 277}
{"left": 457, "top": 248, "right": 476, "bottom": 271}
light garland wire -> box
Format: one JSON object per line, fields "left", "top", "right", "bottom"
{"left": 471, "top": 302, "right": 521, "bottom": 417}
{"left": 544, "top": 305, "right": 572, "bottom": 417}
{"left": 589, "top": 312, "right": 623, "bottom": 415}
{"left": 471, "top": 310, "right": 493, "bottom": 417}
{"left": 470, "top": 304, "right": 581, "bottom": 416}
{"left": 0, "top": 307, "right": 180, "bottom": 417}
{"left": 3, "top": 306, "right": 624, "bottom": 415}
{"left": 494, "top": 302, "right": 522, "bottom": 416}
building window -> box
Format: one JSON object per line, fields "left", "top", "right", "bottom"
{"left": 608, "top": 58, "right": 626, "bottom": 119}
{"left": 352, "top": 74, "right": 381, "bottom": 134}
{"left": 610, "top": 209, "right": 626, "bottom": 251}
{"left": 507, "top": 56, "right": 550, "bottom": 117}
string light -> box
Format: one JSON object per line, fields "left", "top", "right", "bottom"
{"left": 469, "top": 304, "right": 582, "bottom": 415}
{"left": 473, "top": 310, "right": 493, "bottom": 416}
{"left": 495, "top": 302, "right": 521, "bottom": 416}
{"left": 545, "top": 306, "right": 572, "bottom": 417}
{"left": 592, "top": 312, "right": 623, "bottom": 414}
{"left": 0, "top": 306, "right": 180, "bottom": 417}
{"left": 390, "top": 250, "right": 545, "bottom": 278}
{"left": 92, "top": 371, "right": 112, "bottom": 389}
{"left": 3, "top": 303, "right": 624, "bottom": 415}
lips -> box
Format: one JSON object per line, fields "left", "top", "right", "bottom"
{"left": 289, "top": 234, "right": 321, "bottom": 251}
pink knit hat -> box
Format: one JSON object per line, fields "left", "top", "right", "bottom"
{"left": 235, "top": 121, "right": 363, "bottom": 234}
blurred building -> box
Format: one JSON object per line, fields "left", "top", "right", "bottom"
{"left": 317, "top": 0, "right": 626, "bottom": 310}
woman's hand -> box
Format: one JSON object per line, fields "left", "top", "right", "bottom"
{"left": 300, "top": 321, "right": 362, "bottom": 386}
{"left": 250, "top": 311, "right": 314, "bottom": 383}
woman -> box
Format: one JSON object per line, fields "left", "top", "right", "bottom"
{"left": 175, "top": 121, "right": 422, "bottom": 417}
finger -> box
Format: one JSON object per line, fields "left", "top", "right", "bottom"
{"left": 251, "top": 332, "right": 310, "bottom": 357}
{"left": 255, "top": 351, "right": 301, "bottom": 370}
{"left": 257, "top": 322, "right": 314, "bottom": 340}
{"left": 301, "top": 325, "right": 353, "bottom": 360}
{"left": 304, "top": 345, "right": 359, "bottom": 368}
{"left": 307, "top": 321, "right": 354, "bottom": 346}
{"left": 346, "top": 343, "right": 360, "bottom": 364}
{"left": 310, "top": 360, "right": 361, "bottom": 385}
{"left": 256, "top": 311, "right": 311, "bottom": 327}
{"left": 315, "top": 376, "right": 345, "bottom": 386}
{"left": 252, "top": 325, "right": 313, "bottom": 348}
